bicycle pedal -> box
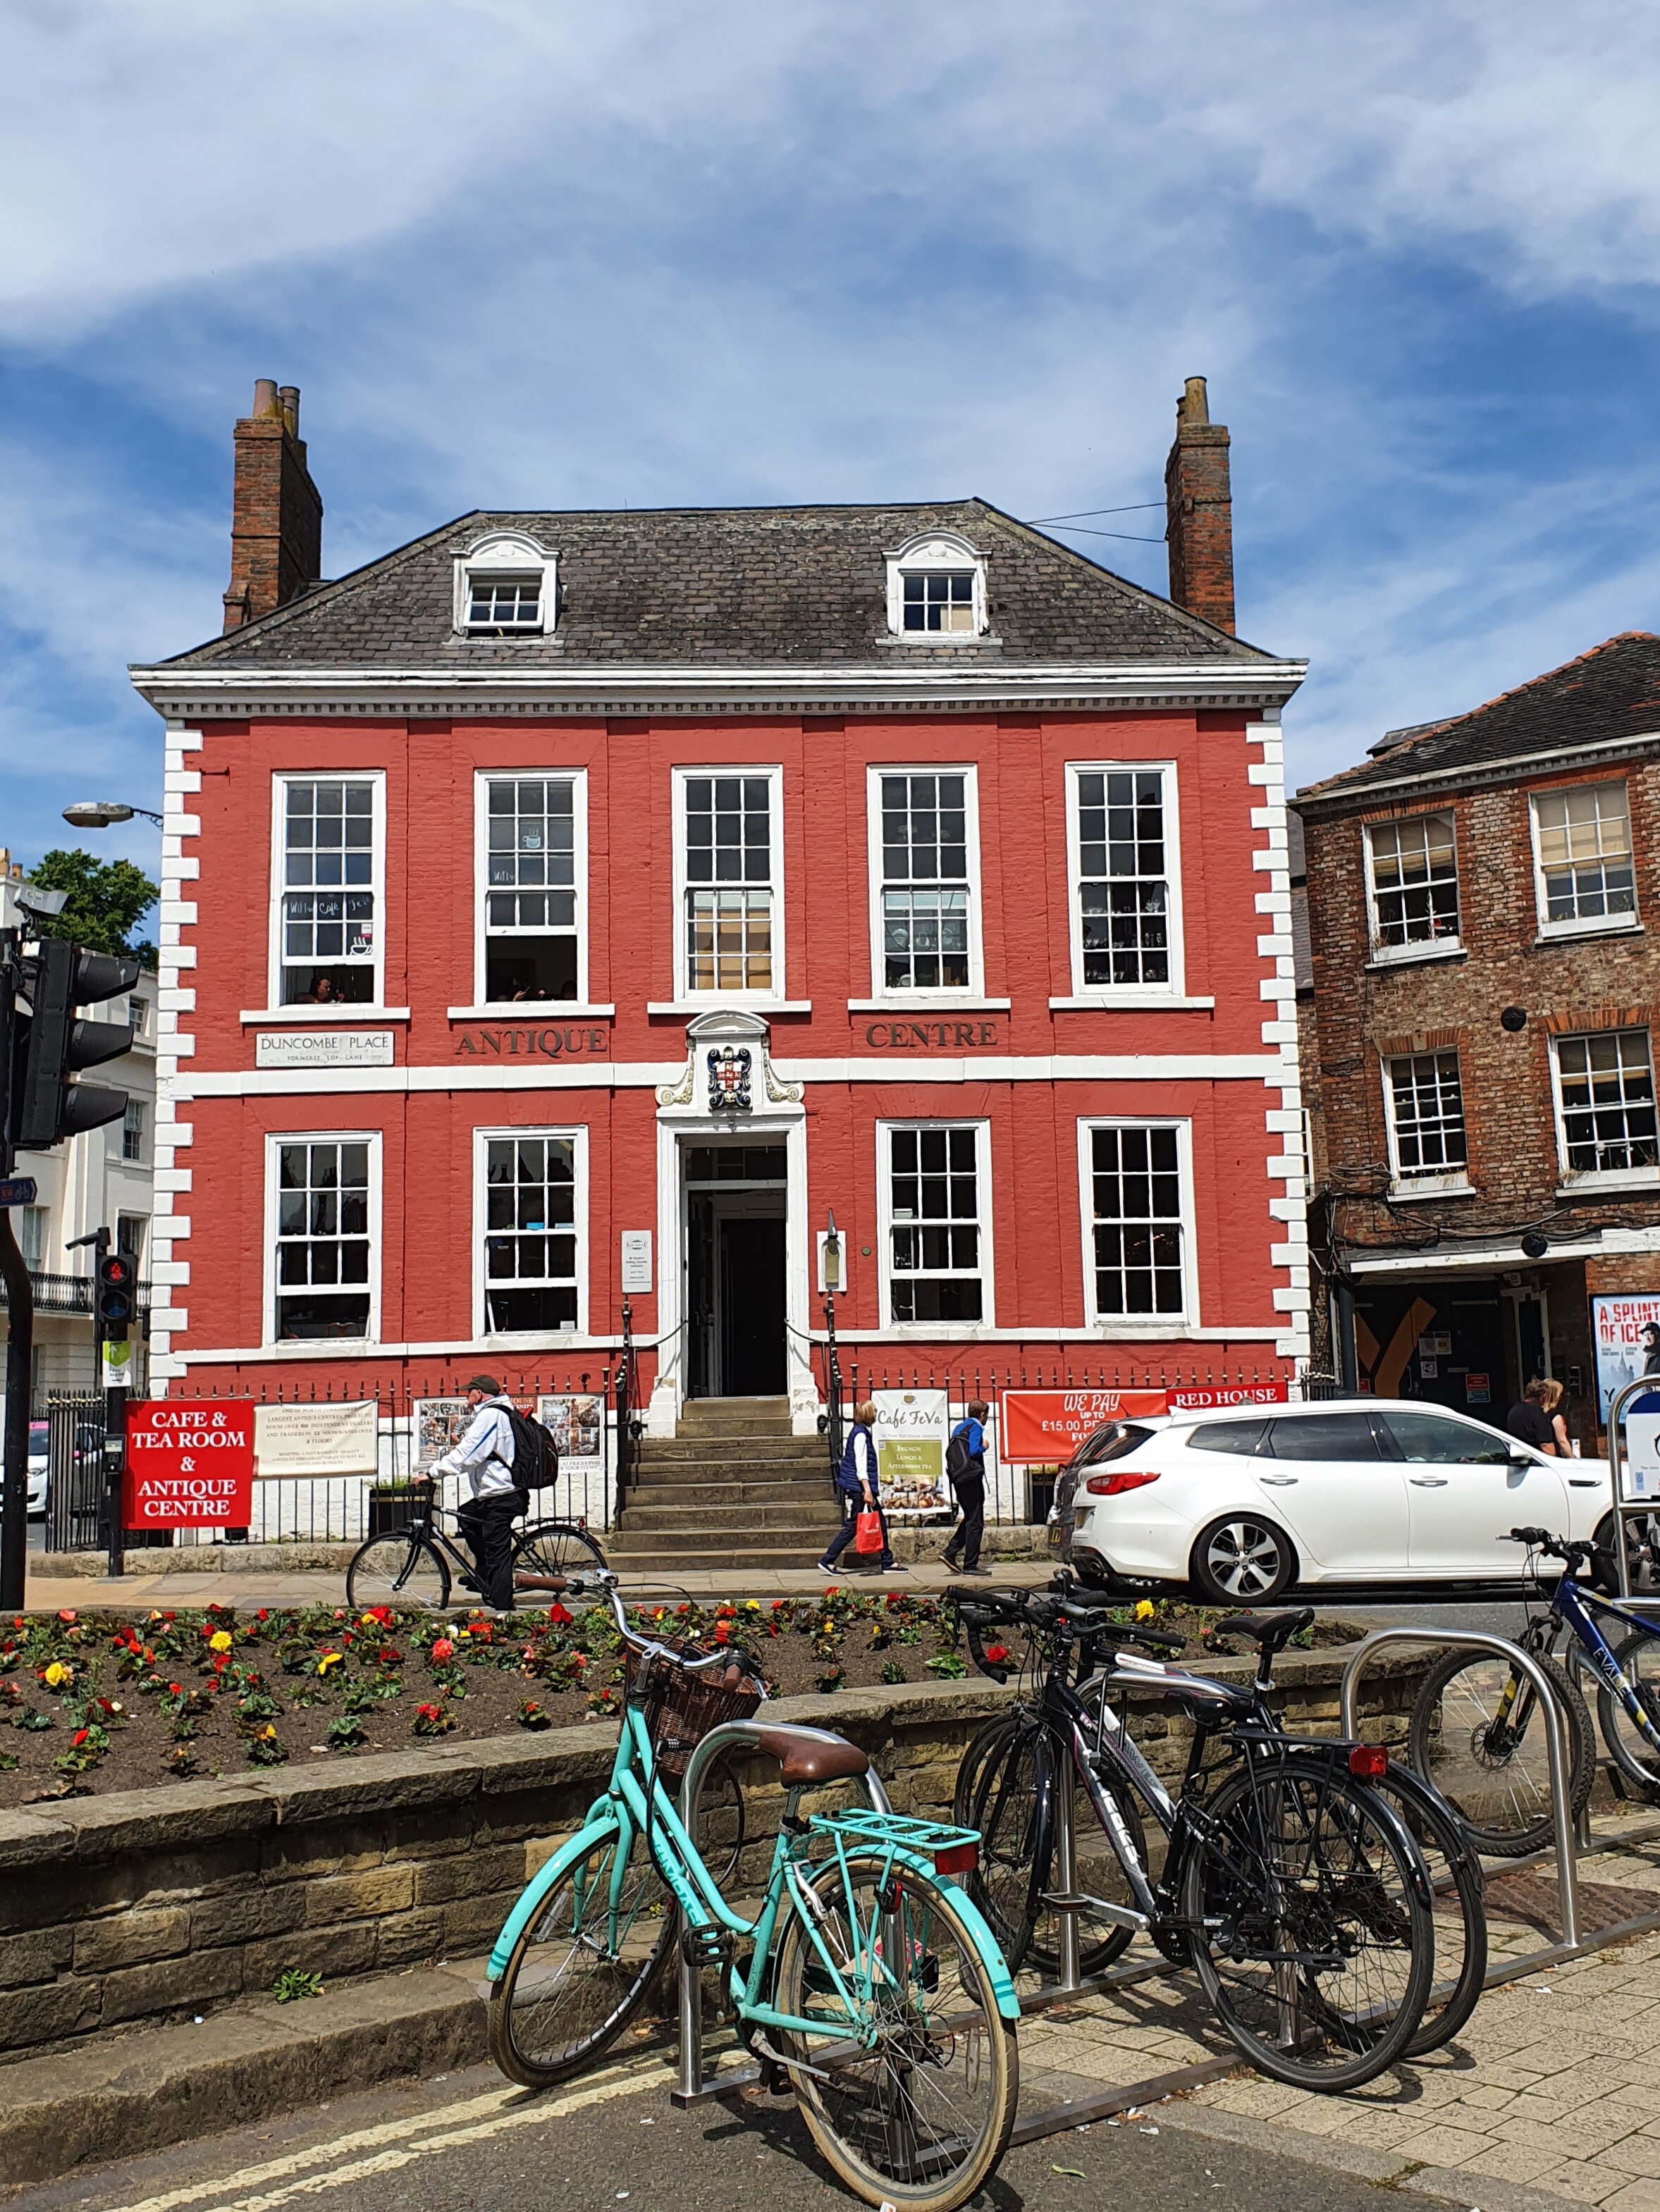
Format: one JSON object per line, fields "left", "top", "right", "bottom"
{"left": 679, "top": 1925, "right": 733, "bottom": 1972}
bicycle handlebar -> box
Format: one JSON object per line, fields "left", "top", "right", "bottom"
{"left": 562, "top": 1573, "right": 737, "bottom": 1680}
{"left": 948, "top": 1581, "right": 1186, "bottom": 1682}
{"left": 1502, "top": 1526, "right": 1601, "bottom": 1567}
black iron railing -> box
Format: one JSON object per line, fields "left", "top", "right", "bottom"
{"left": 1, "top": 1270, "right": 152, "bottom": 1318}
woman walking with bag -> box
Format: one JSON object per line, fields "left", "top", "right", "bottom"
{"left": 816, "top": 1400, "right": 900, "bottom": 1575}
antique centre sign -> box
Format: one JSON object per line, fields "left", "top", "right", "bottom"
{"left": 454, "top": 1025, "right": 610, "bottom": 1059}
{"left": 123, "top": 1402, "right": 255, "bottom": 1527}
{"left": 864, "top": 1020, "right": 1001, "bottom": 1049}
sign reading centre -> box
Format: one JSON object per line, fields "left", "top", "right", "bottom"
{"left": 123, "top": 1402, "right": 254, "bottom": 1527}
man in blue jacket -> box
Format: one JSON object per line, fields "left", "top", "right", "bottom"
{"left": 940, "top": 1399, "right": 990, "bottom": 1575}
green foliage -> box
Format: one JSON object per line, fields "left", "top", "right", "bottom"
{"left": 26, "top": 848, "right": 159, "bottom": 967}
{"left": 271, "top": 1968, "right": 324, "bottom": 2003}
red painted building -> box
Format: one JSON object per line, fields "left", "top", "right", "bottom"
{"left": 129, "top": 377, "right": 1309, "bottom": 1442}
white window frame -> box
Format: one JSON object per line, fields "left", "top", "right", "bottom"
{"left": 268, "top": 770, "right": 388, "bottom": 1012}
{"left": 262, "top": 1130, "right": 381, "bottom": 1349}
{"left": 472, "top": 1123, "right": 589, "bottom": 1342}
{"left": 884, "top": 531, "right": 989, "bottom": 639}
{"left": 471, "top": 770, "right": 589, "bottom": 1009}
{"left": 875, "top": 1118, "right": 995, "bottom": 1335}
{"left": 670, "top": 766, "right": 786, "bottom": 1006}
{"left": 1076, "top": 1117, "right": 1198, "bottom": 1330}
{"left": 1529, "top": 781, "right": 1642, "bottom": 941}
{"left": 122, "top": 1099, "right": 146, "bottom": 1164}
{"left": 1363, "top": 811, "right": 1463, "bottom": 965}
{"left": 1381, "top": 1051, "right": 1473, "bottom": 1196}
{"left": 1063, "top": 760, "right": 1187, "bottom": 1001}
{"left": 1549, "top": 1028, "right": 1660, "bottom": 1192}
{"left": 865, "top": 763, "right": 985, "bottom": 1002}
{"left": 452, "top": 531, "right": 558, "bottom": 637}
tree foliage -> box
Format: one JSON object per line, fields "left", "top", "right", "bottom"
{"left": 25, "top": 848, "right": 159, "bottom": 969}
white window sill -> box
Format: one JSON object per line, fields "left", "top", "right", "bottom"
{"left": 448, "top": 1003, "right": 615, "bottom": 1020}
{"left": 646, "top": 1000, "right": 812, "bottom": 1016}
{"left": 1557, "top": 1168, "right": 1660, "bottom": 1197}
{"left": 241, "top": 1007, "right": 410, "bottom": 1025}
{"left": 882, "top": 1320, "right": 995, "bottom": 1339}
{"left": 1535, "top": 917, "right": 1643, "bottom": 945}
{"left": 1364, "top": 941, "right": 1465, "bottom": 972}
{"left": 1050, "top": 994, "right": 1215, "bottom": 1012}
{"left": 849, "top": 996, "right": 1010, "bottom": 1013}
{"left": 264, "top": 1337, "right": 379, "bottom": 1355}
{"left": 876, "top": 631, "right": 1001, "bottom": 647}
{"left": 1389, "top": 1176, "right": 1476, "bottom": 1201}
{"left": 1084, "top": 1316, "right": 1195, "bottom": 1333}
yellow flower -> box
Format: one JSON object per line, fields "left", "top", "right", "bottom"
{"left": 209, "top": 1630, "right": 234, "bottom": 1653}
{"left": 317, "top": 1651, "right": 343, "bottom": 1676}
{"left": 1134, "top": 1599, "right": 1156, "bottom": 1621}
{"left": 744, "top": 1599, "right": 761, "bottom": 1611}
{"left": 43, "top": 1661, "right": 70, "bottom": 1688}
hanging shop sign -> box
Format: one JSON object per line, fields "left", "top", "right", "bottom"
{"left": 999, "top": 1381, "right": 1289, "bottom": 1463}
{"left": 123, "top": 1402, "right": 254, "bottom": 1527}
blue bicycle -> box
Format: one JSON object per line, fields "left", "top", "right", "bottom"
{"left": 1408, "top": 1525, "right": 1660, "bottom": 1855}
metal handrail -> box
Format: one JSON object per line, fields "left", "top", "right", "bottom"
{"left": 1339, "top": 1626, "right": 1582, "bottom": 1960}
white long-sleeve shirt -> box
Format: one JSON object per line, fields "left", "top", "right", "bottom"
{"left": 435, "top": 1397, "right": 519, "bottom": 1498}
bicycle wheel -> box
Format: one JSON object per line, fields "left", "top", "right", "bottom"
{"left": 1598, "top": 1627, "right": 1660, "bottom": 1802}
{"left": 956, "top": 1716, "right": 1046, "bottom": 1970}
{"left": 1408, "top": 1647, "right": 1594, "bottom": 1856}
{"left": 345, "top": 1533, "right": 450, "bottom": 1612}
{"left": 773, "top": 1850, "right": 1018, "bottom": 2212}
{"left": 1372, "top": 1771, "right": 1487, "bottom": 2058}
{"left": 1179, "top": 1757, "right": 1434, "bottom": 2091}
{"left": 488, "top": 1812, "right": 677, "bottom": 2087}
{"left": 511, "top": 1519, "right": 608, "bottom": 1590}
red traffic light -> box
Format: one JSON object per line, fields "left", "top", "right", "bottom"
{"left": 99, "top": 1255, "right": 133, "bottom": 1287}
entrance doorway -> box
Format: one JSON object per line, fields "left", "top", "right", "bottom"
{"left": 684, "top": 1142, "right": 787, "bottom": 1397}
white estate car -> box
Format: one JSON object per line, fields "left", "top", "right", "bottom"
{"left": 1, "top": 1419, "right": 49, "bottom": 1519}
{"left": 1058, "top": 1398, "right": 1615, "bottom": 1602}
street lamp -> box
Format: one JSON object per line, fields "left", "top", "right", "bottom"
{"left": 820, "top": 1210, "right": 845, "bottom": 1473}
{"left": 62, "top": 802, "right": 164, "bottom": 830}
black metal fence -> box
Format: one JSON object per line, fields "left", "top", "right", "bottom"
{"left": 43, "top": 1395, "right": 106, "bottom": 1555}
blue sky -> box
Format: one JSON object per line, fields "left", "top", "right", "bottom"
{"left": 4, "top": 1, "right": 1659, "bottom": 887}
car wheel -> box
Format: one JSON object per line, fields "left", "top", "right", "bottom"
{"left": 1190, "top": 1514, "right": 1295, "bottom": 1605}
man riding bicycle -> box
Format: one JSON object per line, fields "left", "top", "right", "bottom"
{"left": 413, "top": 1375, "right": 524, "bottom": 1612}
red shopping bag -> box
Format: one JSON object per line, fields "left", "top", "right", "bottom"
{"left": 853, "top": 1509, "right": 885, "bottom": 1555}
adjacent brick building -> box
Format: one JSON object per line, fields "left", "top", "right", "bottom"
{"left": 127, "top": 378, "right": 1308, "bottom": 1455}
{"left": 1296, "top": 634, "right": 1660, "bottom": 1452}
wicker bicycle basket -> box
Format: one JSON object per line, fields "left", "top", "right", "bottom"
{"left": 625, "top": 1645, "right": 764, "bottom": 1782}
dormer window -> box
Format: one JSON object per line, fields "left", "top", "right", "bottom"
{"left": 885, "top": 532, "right": 988, "bottom": 639}
{"left": 454, "top": 531, "right": 557, "bottom": 636}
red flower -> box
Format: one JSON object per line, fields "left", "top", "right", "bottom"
{"left": 257, "top": 1609, "right": 269, "bottom": 1622}
{"left": 57, "top": 1608, "right": 78, "bottom": 1625}
{"left": 377, "top": 1646, "right": 402, "bottom": 1664}
{"left": 168, "top": 1681, "right": 183, "bottom": 1695}
{"left": 570, "top": 1652, "right": 588, "bottom": 1669}
{"left": 984, "top": 1644, "right": 1010, "bottom": 1665}
{"left": 430, "top": 1637, "right": 455, "bottom": 1662}
{"left": 548, "top": 1602, "right": 573, "bottom": 1626}
{"left": 713, "top": 1624, "right": 731, "bottom": 1644}
{"left": 73, "top": 1728, "right": 89, "bottom": 1747}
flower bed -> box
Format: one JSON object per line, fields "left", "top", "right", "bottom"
{"left": 0, "top": 1593, "right": 1348, "bottom": 1807}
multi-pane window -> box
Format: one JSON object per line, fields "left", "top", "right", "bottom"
{"left": 280, "top": 780, "right": 376, "bottom": 1004}
{"left": 484, "top": 1137, "right": 578, "bottom": 1333}
{"left": 1387, "top": 1052, "right": 1468, "bottom": 1179}
{"left": 126, "top": 996, "right": 145, "bottom": 1035}
{"left": 1557, "top": 1032, "right": 1660, "bottom": 1176}
{"left": 880, "top": 772, "right": 971, "bottom": 990}
{"left": 467, "top": 575, "right": 542, "bottom": 631}
{"left": 1367, "top": 815, "right": 1460, "bottom": 951}
{"left": 902, "top": 571, "right": 975, "bottom": 632}
{"left": 484, "top": 778, "right": 578, "bottom": 1001}
{"left": 887, "top": 1127, "right": 983, "bottom": 1323}
{"left": 682, "top": 775, "right": 775, "bottom": 994}
{"left": 1089, "top": 1126, "right": 1186, "bottom": 1317}
{"left": 274, "top": 1141, "right": 371, "bottom": 1340}
{"left": 1076, "top": 769, "right": 1171, "bottom": 987}
{"left": 116, "top": 1215, "right": 146, "bottom": 1269}
{"left": 122, "top": 1100, "right": 145, "bottom": 1164}
{"left": 16, "top": 1206, "right": 44, "bottom": 1268}
{"left": 1534, "top": 785, "right": 1637, "bottom": 927}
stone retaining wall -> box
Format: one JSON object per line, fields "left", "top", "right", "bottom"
{"left": 0, "top": 1646, "right": 1424, "bottom": 2060}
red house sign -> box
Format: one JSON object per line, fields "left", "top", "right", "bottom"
{"left": 124, "top": 1403, "right": 255, "bottom": 1528}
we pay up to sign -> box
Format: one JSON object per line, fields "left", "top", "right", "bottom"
{"left": 123, "top": 1404, "right": 254, "bottom": 1527}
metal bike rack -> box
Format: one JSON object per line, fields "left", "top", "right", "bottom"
{"left": 1606, "top": 1375, "right": 1660, "bottom": 1602}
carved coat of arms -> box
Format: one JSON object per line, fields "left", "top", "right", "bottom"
{"left": 706, "top": 1045, "right": 752, "bottom": 1114}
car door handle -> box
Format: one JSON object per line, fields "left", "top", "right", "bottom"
{"left": 1259, "top": 1476, "right": 1297, "bottom": 1485}
{"left": 1569, "top": 1478, "right": 1601, "bottom": 1488}
{"left": 1408, "top": 1476, "right": 1449, "bottom": 1487}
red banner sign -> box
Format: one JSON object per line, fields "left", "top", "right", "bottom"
{"left": 123, "top": 1402, "right": 255, "bottom": 1528}
{"left": 997, "top": 1381, "right": 1289, "bottom": 1463}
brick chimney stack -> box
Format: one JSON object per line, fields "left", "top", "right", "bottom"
{"left": 222, "top": 378, "right": 324, "bottom": 633}
{"left": 1163, "top": 375, "right": 1235, "bottom": 636}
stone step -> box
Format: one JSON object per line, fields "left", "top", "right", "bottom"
{"left": 620, "top": 1502, "right": 837, "bottom": 1533}
{"left": 679, "top": 1395, "right": 791, "bottom": 1425}
{"left": 602, "top": 1543, "right": 841, "bottom": 1571}
{"left": 639, "top": 1440, "right": 828, "bottom": 1466}
{"left": 625, "top": 1480, "right": 832, "bottom": 1508}
{"left": 609, "top": 1524, "right": 839, "bottom": 1556}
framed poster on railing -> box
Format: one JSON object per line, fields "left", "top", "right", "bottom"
{"left": 537, "top": 1393, "right": 607, "bottom": 1528}
{"left": 871, "top": 1388, "right": 951, "bottom": 1516}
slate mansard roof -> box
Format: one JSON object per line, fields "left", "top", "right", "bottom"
{"left": 149, "top": 499, "right": 1282, "bottom": 675}
{"left": 1298, "top": 631, "right": 1660, "bottom": 808}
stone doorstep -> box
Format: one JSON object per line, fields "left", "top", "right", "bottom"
{"left": 0, "top": 1957, "right": 495, "bottom": 2192}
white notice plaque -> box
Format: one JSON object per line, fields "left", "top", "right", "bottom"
{"left": 621, "top": 1230, "right": 653, "bottom": 1292}
{"left": 256, "top": 1030, "right": 395, "bottom": 1070}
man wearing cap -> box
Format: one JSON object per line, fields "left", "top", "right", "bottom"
{"left": 413, "top": 1375, "right": 523, "bottom": 1612}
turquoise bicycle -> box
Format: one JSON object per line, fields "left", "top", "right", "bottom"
{"left": 486, "top": 1574, "right": 1020, "bottom": 2212}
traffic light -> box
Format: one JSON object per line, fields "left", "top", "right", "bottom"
{"left": 15, "top": 940, "right": 142, "bottom": 1150}
{"left": 97, "top": 1253, "right": 135, "bottom": 1341}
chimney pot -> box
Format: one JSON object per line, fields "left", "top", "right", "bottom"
{"left": 223, "top": 378, "right": 324, "bottom": 632}
{"left": 278, "top": 385, "right": 300, "bottom": 436}
{"left": 1179, "top": 374, "right": 1210, "bottom": 426}
{"left": 1164, "top": 373, "right": 1236, "bottom": 636}
{"left": 252, "top": 378, "right": 281, "bottom": 418}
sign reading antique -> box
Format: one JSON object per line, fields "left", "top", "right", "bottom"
{"left": 256, "top": 1031, "right": 394, "bottom": 1070}
{"left": 123, "top": 1402, "right": 254, "bottom": 1526}
{"left": 453, "top": 1026, "right": 609, "bottom": 1058}
{"left": 999, "top": 1381, "right": 1289, "bottom": 1463}
{"left": 863, "top": 1021, "right": 1000, "bottom": 1050}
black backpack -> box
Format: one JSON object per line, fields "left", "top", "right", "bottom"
{"left": 503, "top": 1407, "right": 560, "bottom": 1490}
{"left": 945, "top": 1423, "right": 975, "bottom": 1484}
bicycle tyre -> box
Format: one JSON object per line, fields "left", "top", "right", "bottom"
{"left": 1408, "top": 1645, "right": 1594, "bottom": 1856}
{"left": 1598, "top": 1627, "right": 1660, "bottom": 1803}
{"left": 773, "top": 1848, "right": 1018, "bottom": 2212}
{"left": 1371, "top": 1769, "right": 1487, "bottom": 2058}
{"left": 1179, "top": 1757, "right": 1434, "bottom": 2091}
{"left": 345, "top": 1533, "right": 450, "bottom": 1613}
{"left": 959, "top": 1714, "right": 1049, "bottom": 1971}
{"left": 487, "top": 1813, "right": 677, "bottom": 2087}
{"left": 511, "top": 1519, "right": 609, "bottom": 1591}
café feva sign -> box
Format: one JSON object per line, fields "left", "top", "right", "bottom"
{"left": 454, "top": 1023, "right": 610, "bottom": 1059}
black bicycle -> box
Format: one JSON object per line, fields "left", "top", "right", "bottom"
{"left": 345, "top": 1487, "right": 606, "bottom": 1611}
{"left": 950, "top": 1580, "right": 1439, "bottom": 2089}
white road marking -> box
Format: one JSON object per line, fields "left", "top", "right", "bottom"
{"left": 93, "top": 2056, "right": 663, "bottom": 2212}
